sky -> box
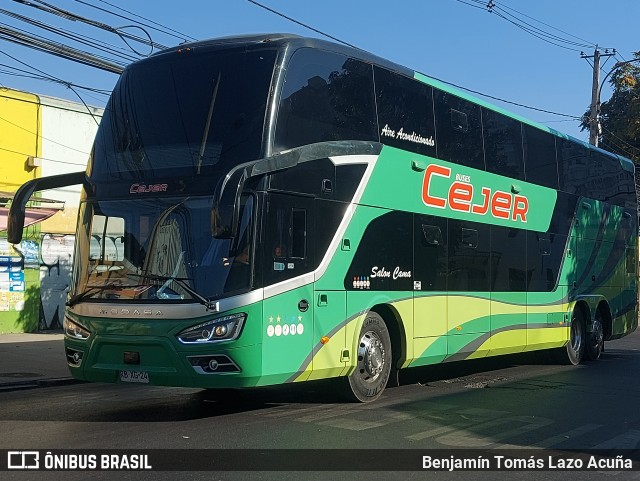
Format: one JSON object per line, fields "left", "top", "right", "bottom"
{"left": 0, "top": 0, "right": 638, "bottom": 147}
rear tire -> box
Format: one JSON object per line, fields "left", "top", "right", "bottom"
{"left": 584, "top": 307, "right": 604, "bottom": 361}
{"left": 555, "top": 307, "right": 586, "bottom": 365}
{"left": 343, "top": 312, "right": 392, "bottom": 403}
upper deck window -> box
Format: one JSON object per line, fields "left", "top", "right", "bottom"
{"left": 90, "top": 48, "right": 277, "bottom": 180}
{"left": 374, "top": 66, "right": 436, "bottom": 157}
{"left": 274, "top": 48, "right": 377, "bottom": 152}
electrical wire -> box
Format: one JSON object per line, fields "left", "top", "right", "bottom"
{"left": 0, "top": 7, "right": 141, "bottom": 63}
{"left": 0, "top": 23, "right": 125, "bottom": 73}
{"left": 0, "top": 145, "right": 87, "bottom": 166}
{"left": 599, "top": 124, "right": 640, "bottom": 156}
{"left": 11, "top": 0, "right": 168, "bottom": 52}
{"left": 495, "top": 2, "right": 598, "bottom": 48}
{"left": 0, "top": 63, "right": 110, "bottom": 95}
{"left": 245, "top": 0, "right": 361, "bottom": 51}
{"left": 81, "top": 0, "right": 198, "bottom": 43}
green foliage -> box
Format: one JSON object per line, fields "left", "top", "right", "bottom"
{"left": 582, "top": 52, "right": 640, "bottom": 163}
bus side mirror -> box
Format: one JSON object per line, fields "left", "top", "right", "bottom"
{"left": 211, "top": 168, "right": 247, "bottom": 239}
{"left": 8, "top": 171, "right": 87, "bottom": 244}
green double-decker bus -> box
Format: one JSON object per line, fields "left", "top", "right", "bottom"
{"left": 9, "top": 34, "right": 638, "bottom": 402}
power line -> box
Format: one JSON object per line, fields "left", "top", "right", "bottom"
{"left": 0, "top": 63, "right": 110, "bottom": 95}
{"left": 0, "top": 7, "right": 141, "bottom": 63}
{"left": 424, "top": 73, "right": 581, "bottom": 118}
{"left": 0, "top": 23, "right": 125, "bottom": 73}
{"left": 0, "top": 113, "right": 95, "bottom": 155}
{"left": 490, "top": 9, "right": 582, "bottom": 52}
{"left": 599, "top": 124, "right": 640, "bottom": 156}
{"left": 0, "top": 145, "right": 87, "bottom": 166}
{"left": 496, "top": 1, "right": 598, "bottom": 48}
{"left": 12, "top": 0, "right": 168, "bottom": 52}
{"left": 246, "top": 0, "right": 360, "bottom": 50}
{"left": 80, "top": 0, "right": 198, "bottom": 43}
{"left": 455, "top": 0, "right": 614, "bottom": 53}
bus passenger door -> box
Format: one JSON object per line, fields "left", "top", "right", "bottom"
{"left": 260, "top": 193, "right": 314, "bottom": 384}
{"left": 311, "top": 198, "right": 348, "bottom": 381}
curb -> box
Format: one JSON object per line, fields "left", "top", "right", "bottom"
{"left": 0, "top": 377, "right": 82, "bottom": 393}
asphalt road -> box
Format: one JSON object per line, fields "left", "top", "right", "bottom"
{"left": 2, "top": 331, "right": 640, "bottom": 481}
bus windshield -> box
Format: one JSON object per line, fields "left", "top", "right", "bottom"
{"left": 71, "top": 195, "right": 254, "bottom": 304}
{"left": 90, "top": 47, "right": 277, "bottom": 180}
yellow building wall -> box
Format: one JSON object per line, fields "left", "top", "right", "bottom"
{"left": 0, "top": 89, "right": 41, "bottom": 191}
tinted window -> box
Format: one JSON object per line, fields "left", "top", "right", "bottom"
{"left": 414, "top": 215, "right": 447, "bottom": 291}
{"left": 557, "top": 138, "right": 588, "bottom": 196}
{"left": 527, "top": 232, "right": 567, "bottom": 291}
{"left": 374, "top": 66, "right": 436, "bottom": 157}
{"left": 433, "top": 90, "right": 485, "bottom": 170}
{"left": 522, "top": 125, "right": 558, "bottom": 188}
{"left": 274, "top": 48, "right": 377, "bottom": 151}
{"left": 483, "top": 109, "right": 524, "bottom": 180}
{"left": 262, "top": 194, "right": 314, "bottom": 286}
{"left": 448, "top": 220, "right": 490, "bottom": 291}
{"left": 345, "top": 211, "right": 413, "bottom": 291}
{"left": 269, "top": 158, "right": 335, "bottom": 198}
{"left": 92, "top": 48, "right": 276, "bottom": 180}
{"left": 491, "top": 226, "right": 527, "bottom": 291}
{"left": 589, "top": 151, "right": 630, "bottom": 204}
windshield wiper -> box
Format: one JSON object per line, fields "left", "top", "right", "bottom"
{"left": 196, "top": 72, "right": 221, "bottom": 175}
{"left": 66, "top": 283, "right": 148, "bottom": 307}
{"left": 126, "top": 273, "right": 219, "bottom": 311}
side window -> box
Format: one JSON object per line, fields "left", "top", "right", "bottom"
{"left": 263, "top": 194, "right": 313, "bottom": 286}
{"left": 490, "top": 225, "right": 527, "bottom": 292}
{"left": 557, "top": 138, "right": 588, "bottom": 196}
{"left": 274, "top": 48, "right": 377, "bottom": 152}
{"left": 448, "top": 220, "right": 490, "bottom": 291}
{"left": 345, "top": 211, "right": 413, "bottom": 291}
{"left": 374, "top": 66, "right": 436, "bottom": 157}
{"left": 522, "top": 124, "right": 558, "bottom": 189}
{"left": 414, "top": 214, "right": 447, "bottom": 291}
{"left": 590, "top": 151, "right": 624, "bottom": 204}
{"left": 433, "top": 90, "right": 485, "bottom": 170}
{"left": 527, "top": 231, "right": 568, "bottom": 291}
{"left": 483, "top": 108, "right": 525, "bottom": 180}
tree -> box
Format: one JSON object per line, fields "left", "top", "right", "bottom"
{"left": 581, "top": 51, "right": 640, "bottom": 163}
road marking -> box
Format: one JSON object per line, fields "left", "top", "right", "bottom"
{"left": 592, "top": 429, "right": 640, "bottom": 449}
{"left": 406, "top": 408, "right": 510, "bottom": 441}
{"left": 436, "top": 415, "right": 553, "bottom": 447}
{"left": 497, "top": 423, "right": 602, "bottom": 449}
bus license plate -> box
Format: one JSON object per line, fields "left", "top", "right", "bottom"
{"left": 119, "top": 370, "right": 149, "bottom": 383}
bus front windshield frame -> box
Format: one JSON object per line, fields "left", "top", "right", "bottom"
{"left": 70, "top": 195, "right": 255, "bottom": 305}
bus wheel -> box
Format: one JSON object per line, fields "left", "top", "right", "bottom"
{"left": 584, "top": 307, "right": 604, "bottom": 361}
{"left": 556, "top": 307, "right": 586, "bottom": 365}
{"left": 344, "top": 312, "right": 392, "bottom": 403}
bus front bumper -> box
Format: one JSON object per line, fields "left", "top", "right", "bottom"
{"left": 65, "top": 335, "right": 264, "bottom": 388}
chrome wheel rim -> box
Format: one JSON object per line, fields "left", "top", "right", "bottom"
{"left": 357, "top": 330, "right": 385, "bottom": 383}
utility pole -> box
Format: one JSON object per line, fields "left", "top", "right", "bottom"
{"left": 582, "top": 47, "right": 616, "bottom": 146}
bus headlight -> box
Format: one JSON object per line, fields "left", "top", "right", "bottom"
{"left": 177, "top": 313, "right": 246, "bottom": 344}
{"left": 64, "top": 316, "right": 91, "bottom": 340}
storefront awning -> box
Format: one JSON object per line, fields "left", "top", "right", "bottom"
{"left": 0, "top": 206, "right": 60, "bottom": 232}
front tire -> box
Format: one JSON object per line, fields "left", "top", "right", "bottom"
{"left": 343, "top": 312, "right": 392, "bottom": 403}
